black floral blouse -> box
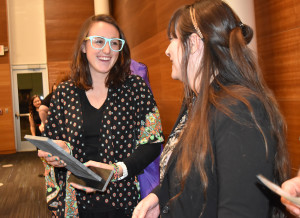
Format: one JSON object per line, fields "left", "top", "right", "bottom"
{"left": 43, "top": 75, "right": 164, "bottom": 217}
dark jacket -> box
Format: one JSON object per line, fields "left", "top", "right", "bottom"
{"left": 154, "top": 96, "right": 276, "bottom": 218}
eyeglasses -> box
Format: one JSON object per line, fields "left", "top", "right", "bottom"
{"left": 85, "top": 36, "right": 125, "bottom": 52}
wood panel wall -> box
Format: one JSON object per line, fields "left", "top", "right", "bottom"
{"left": 0, "top": 0, "right": 16, "bottom": 154}
{"left": 112, "top": 0, "right": 194, "bottom": 139}
{"left": 44, "top": 0, "right": 94, "bottom": 90}
{"left": 254, "top": 0, "right": 300, "bottom": 176}
{"left": 113, "top": 0, "right": 300, "bottom": 176}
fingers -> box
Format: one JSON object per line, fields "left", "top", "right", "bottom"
{"left": 38, "top": 150, "right": 66, "bottom": 167}
{"left": 47, "top": 156, "right": 66, "bottom": 167}
{"left": 70, "top": 182, "right": 96, "bottom": 193}
{"left": 281, "top": 196, "right": 300, "bottom": 217}
{"left": 281, "top": 177, "right": 300, "bottom": 217}
{"left": 132, "top": 200, "right": 146, "bottom": 218}
{"left": 83, "top": 160, "right": 97, "bottom": 167}
{"left": 39, "top": 124, "right": 44, "bottom": 133}
{"left": 132, "top": 197, "right": 153, "bottom": 218}
{"left": 84, "top": 161, "right": 114, "bottom": 170}
{"left": 53, "top": 140, "right": 70, "bottom": 153}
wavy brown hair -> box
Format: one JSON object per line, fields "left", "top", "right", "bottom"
{"left": 29, "top": 95, "right": 40, "bottom": 116}
{"left": 70, "top": 14, "right": 131, "bottom": 90}
{"left": 168, "top": 0, "right": 290, "bottom": 215}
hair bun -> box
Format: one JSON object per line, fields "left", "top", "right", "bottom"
{"left": 239, "top": 23, "right": 253, "bottom": 44}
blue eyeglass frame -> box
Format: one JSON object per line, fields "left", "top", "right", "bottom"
{"left": 85, "top": 36, "right": 125, "bottom": 52}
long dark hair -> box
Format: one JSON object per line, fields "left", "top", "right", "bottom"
{"left": 70, "top": 14, "right": 131, "bottom": 90}
{"left": 29, "top": 95, "right": 40, "bottom": 116}
{"left": 168, "top": 0, "right": 289, "bottom": 214}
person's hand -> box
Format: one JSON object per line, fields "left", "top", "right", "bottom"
{"left": 39, "top": 123, "right": 44, "bottom": 133}
{"left": 281, "top": 172, "right": 300, "bottom": 217}
{"left": 70, "top": 182, "right": 96, "bottom": 193}
{"left": 70, "top": 161, "right": 114, "bottom": 193}
{"left": 84, "top": 160, "right": 114, "bottom": 170}
{"left": 37, "top": 140, "right": 69, "bottom": 167}
{"left": 132, "top": 193, "right": 160, "bottom": 218}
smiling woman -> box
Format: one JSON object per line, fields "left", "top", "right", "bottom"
{"left": 28, "top": 95, "right": 42, "bottom": 137}
{"left": 37, "top": 14, "right": 164, "bottom": 218}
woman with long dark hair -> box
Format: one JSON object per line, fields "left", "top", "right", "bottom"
{"left": 133, "top": 0, "right": 290, "bottom": 217}
{"left": 28, "top": 95, "right": 42, "bottom": 136}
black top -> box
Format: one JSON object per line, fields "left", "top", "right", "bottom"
{"left": 154, "top": 96, "right": 277, "bottom": 218}
{"left": 32, "top": 110, "right": 41, "bottom": 136}
{"left": 41, "top": 92, "right": 53, "bottom": 107}
{"left": 78, "top": 89, "right": 107, "bottom": 162}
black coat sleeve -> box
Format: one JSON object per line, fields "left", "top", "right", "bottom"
{"left": 123, "top": 142, "right": 162, "bottom": 177}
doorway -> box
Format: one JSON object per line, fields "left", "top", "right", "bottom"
{"left": 12, "top": 64, "right": 48, "bottom": 151}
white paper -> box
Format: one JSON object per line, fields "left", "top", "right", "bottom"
{"left": 257, "top": 174, "right": 300, "bottom": 207}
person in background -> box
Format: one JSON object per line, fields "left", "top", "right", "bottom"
{"left": 133, "top": 0, "right": 290, "bottom": 217}
{"left": 281, "top": 171, "right": 300, "bottom": 217}
{"left": 130, "top": 59, "right": 162, "bottom": 200}
{"left": 38, "top": 84, "right": 57, "bottom": 133}
{"left": 39, "top": 74, "right": 69, "bottom": 133}
{"left": 38, "top": 14, "right": 163, "bottom": 217}
{"left": 28, "top": 95, "right": 42, "bottom": 136}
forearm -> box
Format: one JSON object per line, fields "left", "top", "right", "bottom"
{"left": 30, "top": 126, "right": 36, "bottom": 136}
{"left": 122, "top": 143, "right": 161, "bottom": 178}
{"left": 39, "top": 105, "right": 49, "bottom": 125}
{"left": 29, "top": 116, "right": 36, "bottom": 135}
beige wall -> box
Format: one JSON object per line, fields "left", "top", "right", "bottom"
{"left": 7, "top": 0, "right": 47, "bottom": 65}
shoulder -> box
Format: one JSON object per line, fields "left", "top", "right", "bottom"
{"left": 124, "top": 74, "right": 147, "bottom": 87}
{"left": 114, "top": 74, "right": 150, "bottom": 93}
{"left": 56, "top": 80, "right": 76, "bottom": 91}
{"left": 55, "top": 80, "right": 78, "bottom": 95}
{"left": 212, "top": 93, "right": 267, "bottom": 127}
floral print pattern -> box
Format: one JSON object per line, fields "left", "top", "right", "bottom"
{"left": 43, "top": 75, "right": 163, "bottom": 216}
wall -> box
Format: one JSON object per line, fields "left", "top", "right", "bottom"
{"left": 113, "top": 0, "right": 300, "bottom": 176}
{"left": 254, "top": 0, "right": 300, "bottom": 176}
{"left": 0, "top": 0, "right": 15, "bottom": 153}
{"left": 112, "top": 0, "right": 257, "bottom": 139}
{"left": 112, "top": 0, "right": 194, "bottom": 139}
{"left": 44, "top": 0, "right": 94, "bottom": 88}
{"left": 7, "top": 0, "right": 47, "bottom": 65}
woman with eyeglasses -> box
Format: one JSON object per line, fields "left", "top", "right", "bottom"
{"left": 38, "top": 14, "right": 163, "bottom": 217}
{"left": 132, "top": 0, "right": 290, "bottom": 217}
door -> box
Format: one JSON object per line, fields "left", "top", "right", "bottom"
{"left": 12, "top": 64, "right": 48, "bottom": 151}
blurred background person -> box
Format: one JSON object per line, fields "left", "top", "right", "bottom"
{"left": 28, "top": 95, "right": 42, "bottom": 136}
{"left": 39, "top": 74, "right": 69, "bottom": 133}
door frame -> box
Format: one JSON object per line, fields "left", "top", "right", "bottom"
{"left": 11, "top": 64, "right": 49, "bottom": 151}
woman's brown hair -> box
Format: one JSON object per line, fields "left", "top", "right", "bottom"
{"left": 70, "top": 14, "right": 131, "bottom": 90}
{"left": 29, "top": 95, "right": 40, "bottom": 116}
{"left": 168, "top": 0, "right": 290, "bottom": 215}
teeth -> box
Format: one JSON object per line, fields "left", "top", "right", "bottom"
{"left": 99, "top": 57, "right": 110, "bottom": 61}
